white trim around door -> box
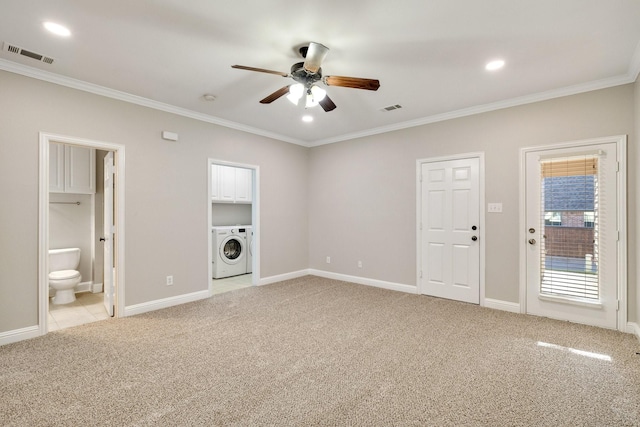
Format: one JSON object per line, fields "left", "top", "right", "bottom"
{"left": 39, "top": 133, "right": 126, "bottom": 336}
{"left": 416, "top": 152, "right": 486, "bottom": 305}
{"left": 519, "top": 135, "right": 627, "bottom": 331}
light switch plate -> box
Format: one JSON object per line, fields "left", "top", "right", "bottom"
{"left": 488, "top": 203, "right": 503, "bottom": 213}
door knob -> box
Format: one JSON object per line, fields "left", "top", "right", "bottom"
{"left": 471, "top": 236, "right": 478, "bottom": 241}
{"left": 471, "top": 225, "right": 477, "bottom": 231}
{"left": 528, "top": 239, "right": 536, "bottom": 245}
{"left": 100, "top": 237, "right": 106, "bottom": 242}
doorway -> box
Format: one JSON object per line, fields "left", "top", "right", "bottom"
{"left": 208, "top": 159, "right": 259, "bottom": 295}
{"left": 417, "top": 153, "right": 485, "bottom": 304}
{"left": 38, "top": 133, "right": 125, "bottom": 334}
{"left": 520, "top": 136, "right": 627, "bottom": 330}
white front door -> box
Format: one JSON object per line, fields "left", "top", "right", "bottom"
{"left": 420, "top": 157, "right": 480, "bottom": 304}
{"left": 103, "top": 152, "right": 115, "bottom": 317}
{"left": 524, "top": 142, "right": 619, "bottom": 329}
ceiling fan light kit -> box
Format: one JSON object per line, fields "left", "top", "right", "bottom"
{"left": 231, "top": 42, "right": 380, "bottom": 112}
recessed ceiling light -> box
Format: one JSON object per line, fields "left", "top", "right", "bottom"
{"left": 302, "top": 115, "right": 313, "bottom": 123}
{"left": 43, "top": 22, "right": 71, "bottom": 37}
{"left": 485, "top": 59, "right": 505, "bottom": 71}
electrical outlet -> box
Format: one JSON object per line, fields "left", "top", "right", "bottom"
{"left": 326, "top": 256, "right": 331, "bottom": 264}
{"left": 166, "top": 275, "right": 173, "bottom": 286}
{"left": 357, "top": 260, "right": 362, "bottom": 268}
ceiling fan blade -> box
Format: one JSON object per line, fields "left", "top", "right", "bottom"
{"left": 319, "top": 95, "right": 337, "bottom": 112}
{"left": 303, "top": 42, "right": 329, "bottom": 73}
{"left": 324, "top": 75, "right": 380, "bottom": 91}
{"left": 232, "top": 65, "right": 288, "bottom": 77}
{"left": 259, "top": 85, "right": 291, "bottom": 104}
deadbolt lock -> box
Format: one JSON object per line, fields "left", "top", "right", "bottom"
{"left": 528, "top": 239, "right": 536, "bottom": 245}
{"left": 529, "top": 228, "right": 535, "bottom": 234}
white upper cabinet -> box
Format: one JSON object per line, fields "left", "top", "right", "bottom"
{"left": 211, "top": 164, "right": 220, "bottom": 200}
{"left": 219, "top": 165, "right": 237, "bottom": 202}
{"left": 49, "top": 142, "right": 65, "bottom": 193}
{"left": 234, "top": 168, "right": 252, "bottom": 203}
{"left": 211, "top": 164, "right": 252, "bottom": 204}
{"left": 49, "top": 143, "right": 96, "bottom": 194}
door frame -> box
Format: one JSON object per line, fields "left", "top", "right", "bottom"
{"left": 208, "top": 158, "right": 260, "bottom": 294}
{"left": 519, "top": 135, "right": 627, "bottom": 331}
{"left": 39, "top": 132, "right": 126, "bottom": 335}
{"left": 416, "top": 152, "right": 486, "bottom": 305}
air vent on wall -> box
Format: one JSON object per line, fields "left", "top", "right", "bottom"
{"left": 2, "top": 42, "right": 54, "bottom": 64}
{"left": 380, "top": 104, "right": 403, "bottom": 112}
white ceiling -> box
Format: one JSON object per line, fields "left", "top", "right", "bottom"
{"left": 1, "top": 1, "right": 639, "bottom": 146}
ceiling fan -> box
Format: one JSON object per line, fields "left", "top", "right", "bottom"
{"left": 231, "top": 42, "right": 380, "bottom": 112}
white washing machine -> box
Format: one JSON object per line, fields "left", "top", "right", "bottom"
{"left": 212, "top": 226, "right": 247, "bottom": 279}
{"left": 243, "top": 226, "right": 253, "bottom": 274}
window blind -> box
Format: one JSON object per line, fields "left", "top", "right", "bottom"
{"left": 539, "top": 154, "right": 599, "bottom": 300}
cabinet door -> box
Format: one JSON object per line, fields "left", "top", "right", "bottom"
{"left": 219, "top": 165, "right": 236, "bottom": 202}
{"left": 235, "top": 168, "right": 252, "bottom": 203}
{"left": 65, "top": 145, "right": 96, "bottom": 194}
{"left": 211, "top": 164, "right": 220, "bottom": 200}
{"left": 49, "top": 142, "right": 65, "bottom": 193}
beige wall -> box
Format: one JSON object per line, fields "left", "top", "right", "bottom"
{"left": 309, "top": 84, "right": 637, "bottom": 315}
{"left": 0, "top": 70, "right": 309, "bottom": 333}
{"left": 1, "top": 68, "right": 638, "bottom": 336}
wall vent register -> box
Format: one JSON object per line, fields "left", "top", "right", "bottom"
{"left": 3, "top": 42, "right": 54, "bottom": 64}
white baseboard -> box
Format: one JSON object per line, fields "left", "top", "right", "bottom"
{"left": 308, "top": 269, "right": 418, "bottom": 294}
{"left": 123, "top": 290, "right": 210, "bottom": 317}
{"left": 0, "top": 325, "right": 41, "bottom": 346}
{"left": 483, "top": 298, "right": 521, "bottom": 313}
{"left": 91, "top": 282, "right": 103, "bottom": 293}
{"left": 627, "top": 322, "right": 640, "bottom": 341}
{"left": 258, "top": 269, "right": 311, "bottom": 286}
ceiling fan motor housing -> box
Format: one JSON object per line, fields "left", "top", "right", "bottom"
{"left": 291, "top": 62, "right": 322, "bottom": 87}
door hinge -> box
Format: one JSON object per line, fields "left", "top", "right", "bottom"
{"left": 419, "top": 174, "right": 423, "bottom": 182}
{"left": 617, "top": 230, "right": 620, "bottom": 241}
{"left": 419, "top": 271, "right": 423, "bottom": 279}
{"left": 616, "top": 300, "right": 620, "bottom": 311}
{"left": 616, "top": 161, "right": 620, "bottom": 172}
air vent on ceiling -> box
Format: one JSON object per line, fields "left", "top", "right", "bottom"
{"left": 2, "top": 42, "right": 55, "bottom": 65}
{"left": 381, "top": 104, "right": 402, "bottom": 112}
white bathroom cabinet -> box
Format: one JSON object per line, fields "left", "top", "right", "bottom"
{"left": 211, "top": 164, "right": 252, "bottom": 203}
{"left": 50, "top": 143, "right": 96, "bottom": 194}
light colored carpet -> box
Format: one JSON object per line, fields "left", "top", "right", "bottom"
{"left": 1, "top": 276, "right": 639, "bottom": 426}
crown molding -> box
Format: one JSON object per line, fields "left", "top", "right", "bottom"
{"left": 0, "top": 59, "right": 308, "bottom": 147}
{"left": 628, "top": 39, "right": 640, "bottom": 82}
{"left": 1, "top": 57, "right": 636, "bottom": 149}
{"left": 309, "top": 73, "right": 635, "bottom": 147}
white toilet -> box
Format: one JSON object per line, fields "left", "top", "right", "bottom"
{"left": 49, "top": 248, "right": 82, "bottom": 305}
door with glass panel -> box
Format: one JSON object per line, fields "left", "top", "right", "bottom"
{"left": 524, "top": 142, "right": 618, "bottom": 329}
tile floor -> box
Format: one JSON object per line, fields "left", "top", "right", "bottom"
{"left": 211, "top": 273, "right": 253, "bottom": 295}
{"left": 48, "top": 291, "right": 110, "bottom": 331}
{"left": 48, "top": 274, "right": 253, "bottom": 331}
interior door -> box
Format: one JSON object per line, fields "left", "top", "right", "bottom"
{"left": 103, "top": 152, "right": 115, "bottom": 317}
{"left": 524, "top": 143, "right": 618, "bottom": 329}
{"left": 420, "top": 157, "right": 480, "bottom": 304}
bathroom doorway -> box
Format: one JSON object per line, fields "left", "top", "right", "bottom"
{"left": 208, "top": 159, "right": 259, "bottom": 295}
{"left": 38, "top": 133, "right": 125, "bottom": 334}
